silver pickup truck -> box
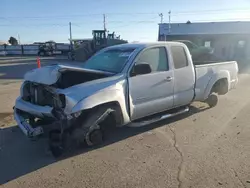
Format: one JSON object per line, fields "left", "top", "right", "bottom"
{"left": 14, "top": 42, "right": 238, "bottom": 157}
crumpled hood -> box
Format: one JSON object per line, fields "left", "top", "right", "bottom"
{"left": 24, "top": 64, "right": 113, "bottom": 85}
{"left": 59, "top": 74, "right": 125, "bottom": 102}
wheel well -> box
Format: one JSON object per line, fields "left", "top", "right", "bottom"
{"left": 94, "top": 102, "right": 124, "bottom": 127}
{"left": 211, "top": 78, "right": 228, "bottom": 95}
{"left": 77, "top": 101, "right": 123, "bottom": 128}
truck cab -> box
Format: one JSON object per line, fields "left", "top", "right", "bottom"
{"left": 127, "top": 42, "right": 195, "bottom": 120}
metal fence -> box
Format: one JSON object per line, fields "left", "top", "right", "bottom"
{"left": 0, "top": 43, "right": 70, "bottom": 55}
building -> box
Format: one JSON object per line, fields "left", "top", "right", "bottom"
{"left": 158, "top": 21, "right": 250, "bottom": 61}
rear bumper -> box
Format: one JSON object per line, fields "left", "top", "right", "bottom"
{"left": 14, "top": 108, "right": 43, "bottom": 137}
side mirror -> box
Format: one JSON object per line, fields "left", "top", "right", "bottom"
{"left": 132, "top": 62, "right": 152, "bottom": 76}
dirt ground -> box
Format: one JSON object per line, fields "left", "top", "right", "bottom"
{"left": 1, "top": 58, "right": 250, "bottom": 188}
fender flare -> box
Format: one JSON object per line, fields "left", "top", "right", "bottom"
{"left": 71, "top": 89, "right": 130, "bottom": 125}
{"left": 203, "top": 70, "right": 230, "bottom": 100}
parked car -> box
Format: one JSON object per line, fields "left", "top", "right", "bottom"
{"left": 14, "top": 42, "right": 238, "bottom": 157}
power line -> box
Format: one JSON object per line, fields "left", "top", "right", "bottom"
{"left": 171, "top": 8, "right": 250, "bottom": 15}
{"left": 0, "top": 19, "right": 159, "bottom": 27}
{"left": 108, "top": 16, "right": 159, "bottom": 29}
{"left": 2, "top": 8, "right": 250, "bottom": 20}
{"left": 1, "top": 13, "right": 250, "bottom": 29}
{"left": 0, "top": 13, "right": 157, "bottom": 20}
{"left": 2, "top": 18, "right": 250, "bottom": 28}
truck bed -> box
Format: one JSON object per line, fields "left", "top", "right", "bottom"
{"left": 194, "top": 61, "right": 238, "bottom": 101}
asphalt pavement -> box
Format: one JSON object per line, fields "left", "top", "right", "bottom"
{"left": 1, "top": 56, "right": 250, "bottom": 188}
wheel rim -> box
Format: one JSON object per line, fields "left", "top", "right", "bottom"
{"left": 86, "top": 129, "right": 103, "bottom": 146}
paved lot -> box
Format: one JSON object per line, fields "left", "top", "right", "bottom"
{"left": 1, "top": 57, "right": 250, "bottom": 188}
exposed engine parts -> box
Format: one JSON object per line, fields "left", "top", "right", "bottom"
{"left": 21, "top": 82, "right": 66, "bottom": 109}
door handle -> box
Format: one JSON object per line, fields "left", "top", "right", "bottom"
{"left": 165, "top": 76, "right": 173, "bottom": 82}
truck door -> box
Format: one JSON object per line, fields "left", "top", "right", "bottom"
{"left": 170, "top": 45, "right": 195, "bottom": 107}
{"left": 129, "top": 46, "right": 174, "bottom": 120}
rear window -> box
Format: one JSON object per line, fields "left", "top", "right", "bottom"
{"left": 171, "top": 46, "right": 188, "bottom": 69}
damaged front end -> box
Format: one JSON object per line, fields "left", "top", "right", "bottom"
{"left": 14, "top": 81, "right": 82, "bottom": 157}
{"left": 15, "top": 63, "right": 112, "bottom": 138}
{"left": 14, "top": 64, "right": 124, "bottom": 157}
{"left": 14, "top": 81, "right": 70, "bottom": 137}
{"left": 14, "top": 79, "right": 118, "bottom": 157}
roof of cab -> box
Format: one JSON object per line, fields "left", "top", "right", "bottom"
{"left": 106, "top": 41, "right": 184, "bottom": 49}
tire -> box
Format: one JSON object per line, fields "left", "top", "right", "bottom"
{"left": 48, "top": 130, "right": 70, "bottom": 158}
{"left": 50, "top": 145, "right": 64, "bottom": 158}
{"left": 88, "top": 129, "right": 103, "bottom": 145}
{"left": 206, "top": 94, "right": 218, "bottom": 108}
{"left": 49, "top": 130, "right": 64, "bottom": 158}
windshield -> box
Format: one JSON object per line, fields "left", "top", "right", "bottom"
{"left": 82, "top": 48, "right": 136, "bottom": 73}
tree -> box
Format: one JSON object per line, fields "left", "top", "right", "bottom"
{"left": 8, "top": 36, "right": 18, "bottom": 45}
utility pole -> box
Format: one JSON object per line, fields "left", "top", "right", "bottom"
{"left": 17, "top": 34, "right": 21, "bottom": 44}
{"left": 103, "top": 14, "right": 106, "bottom": 31}
{"left": 69, "top": 22, "right": 73, "bottom": 50}
{"left": 168, "top": 10, "right": 171, "bottom": 34}
{"left": 159, "top": 13, "right": 165, "bottom": 41}
{"left": 159, "top": 13, "right": 163, "bottom": 23}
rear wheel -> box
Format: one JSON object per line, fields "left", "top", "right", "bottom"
{"left": 206, "top": 94, "right": 218, "bottom": 108}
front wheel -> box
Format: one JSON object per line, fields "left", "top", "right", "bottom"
{"left": 205, "top": 94, "right": 218, "bottom": 108}
{"left": 49, "top": 130, "right": 71, "bottom": 158}
{"left": 87, "top": 129, "right": 104, "bottom": 146}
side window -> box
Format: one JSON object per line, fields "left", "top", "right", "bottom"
{"left": 171, "top": 46, "right": 188, "bottom": 69}
{"left": 136, "top": 47, "right": 168, "bottom": 72}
